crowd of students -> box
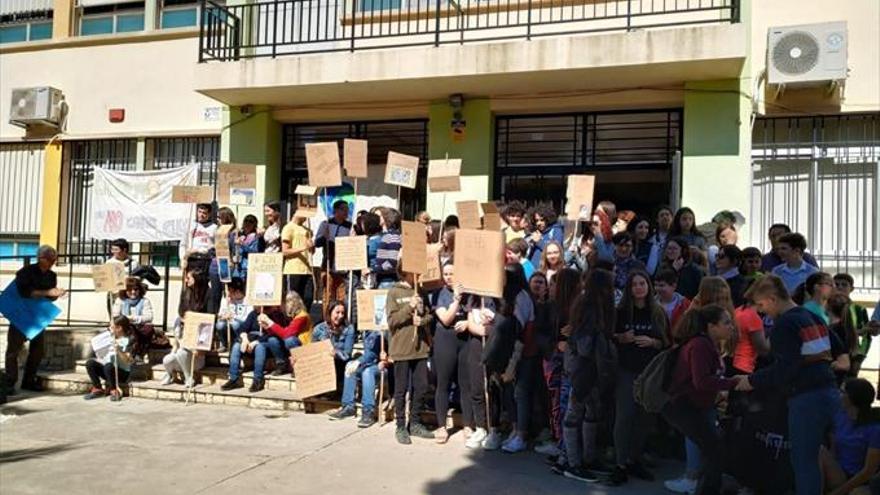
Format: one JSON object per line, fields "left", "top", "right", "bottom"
{"left": 69, "top": 197, "right": 880, "bottom": 495}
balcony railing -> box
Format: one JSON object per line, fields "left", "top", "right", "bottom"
{"left": 198, "top": 0, "right": 739, "bottom": 61}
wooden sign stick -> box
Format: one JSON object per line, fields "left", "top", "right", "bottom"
{"left": 185, "top": 351, "right": 196, "bottom": 406}
{"left": 481, "top": 298, "right": 492, "bottom": 431}
{"left": 379, "top": 334, "right": 388, "bottom": 419}
{"left": 114, "top": 346, "right": 122, "bottom": 398}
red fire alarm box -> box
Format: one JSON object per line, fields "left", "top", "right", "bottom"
{"left": 109, "top": 108, "right": 125, "bottom": 123}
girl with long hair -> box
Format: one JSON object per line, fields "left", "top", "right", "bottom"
{"left": 658, "top": 237, "right": 705, "bottom": 299}
{"left": 539, "top": 241, "right": 565, "bottom": 281}
{"left": 820, "top": 378, "right": 880, "bottom": 495}
{"left": 670, "top": 207, "right": 706, "bottom": 251}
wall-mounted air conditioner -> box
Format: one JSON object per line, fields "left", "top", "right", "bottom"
{"left": 9, "top": 86, "right": 65, "bottom": 128}
{"left": 767, "top": 22, "right": 847, "bottom": 87}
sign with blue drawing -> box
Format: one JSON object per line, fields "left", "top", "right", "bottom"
{"left": 0, "top": 281, "right": 62, "bottom": 340}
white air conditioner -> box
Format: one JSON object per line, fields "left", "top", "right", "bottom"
{"left": 9, "top": 87, "right": 64, "bottom": 128}
{"left": 767, "top": 22, "right": 847, "bottom": 86}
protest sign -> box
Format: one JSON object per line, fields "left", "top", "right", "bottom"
{"left": 91, "top": 330, "right": 115, "bottom": 363}
{"left": 91, "top": 263, "right": 126, "bottom": 293}
{"left": 292, "top": 339, "right": 337, "bottom": 399}
{"left": 171, "top": 185, "right": 213, "bottom": 204}
{"left": 420, "top": 243, "right": 444, "bottom": 290}
{"left": 0, "top": 281, "right": 62, "bottom": 340}
{"left": 294, "top": 184, "right": 319, "bottom": 218}
{"left": 453, "top": 229, "right": 504, "bottom": 298}
{"left": 565, "top": 175, "right": 596, "bottom": 220}
{"left": 182, "top": 312, "right": 216, "bottom": 351}
{"left": 427, "top": 158, "right": 461, "bottom": 193}
{"left": 218, "top": 163, "right": 257, "bottom": 205}
{"left": 218, "top": 257, "right": 232, "bottom": 283}
{"left": 215, "top": 225, "right": 233, "bottom": 258}
{"left": 334, "top": 235, "right": 368, "bottom": 271}
{"left": 456, "top": 200, "right": 481, "bottom": 230}
{"left": 401, "top": 221, "right": 427, "bottom": 275}
{"left": 482, "top": 202, "right": 502, "bottom": 231}
{"left": 384, "top": 151, "right": 419, "bottom": 189}
{"left": 306, "top": 142, "right": 342, "bottom": 188}
{"left": 356, "top": 289, "right": 389, "bottom": 331}
{"left": 229, "top": 188, "right": 256, "bottom": 206}
{"left": 343, "top": 139, "right": 368, "bottom": 179}
{"left": 246, "top": 253, "right": 284, "bottom": 306}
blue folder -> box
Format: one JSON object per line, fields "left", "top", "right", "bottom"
{"left": 0, "top": 281, "right": 62, "bottom": 340}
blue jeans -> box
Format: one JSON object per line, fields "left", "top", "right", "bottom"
{"left": 215, "top": 319, "right": 243, "bottom": 347}
{"left": 228, "top": 340, "right": 268, "bottom": 381}
{"left": 788, "top": 387, "right": 840, "bottom": 495}
{"left": 685, "top": 409, "right": 717, "bottom": 476}
{"left": 341, "top": 364, "right": 379, "bottom": 410}
{"left": 265, "top": 336, "right": 302, "bottom": 366}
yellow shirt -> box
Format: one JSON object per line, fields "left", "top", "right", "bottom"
{"left": 281, "top": 222, "right": 312, "bottom": 275}
{"left": 504, "top": 226, "right": 525, "bottom": 244}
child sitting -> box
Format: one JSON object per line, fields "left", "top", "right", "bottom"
{"left": 84, "top": 315, "right": 134, "bottom": 402}
{"left": 215, "top": 277, "right": 252, "bottom": 353}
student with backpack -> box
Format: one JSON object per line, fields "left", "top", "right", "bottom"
{"left": 559, "top": 269, "right": 617, "bottom": 483}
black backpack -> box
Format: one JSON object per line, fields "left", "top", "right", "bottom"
{"left": 633, "top": 344, "right": 681, "bottom": 413}
{"left": 481, "top": 313, "right": 521, "bottom": 374}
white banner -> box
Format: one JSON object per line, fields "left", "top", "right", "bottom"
{"left": 89, "top": 166, "right": 198, "bottom": 242}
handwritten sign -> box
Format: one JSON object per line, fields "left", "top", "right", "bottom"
{"left": 343, "top": 139, "right": 368, "bottom": 179}
{"left": 229, "top": 188, "right": 256, "bottom": 206}
{"left": 427, "top": 158, "right": 461, "bottom": 193}
{"left": 384, "top": 151, "right": 419, "bottom": 189}
{"left": 453, "top": 229, "right": 504, "bottom": 298}
{"left": 356, "top": 289, "right": 389, "bottom": 331}
{"left": 218, "top": 163, "right": 257, "bottom": 205}
{"left": 294, "top": 184, "right": 318, "bottom": 218}
{"left": 182, "top": 311, "right": 216, "bottom": 351}
{"left": 421, "top": 243, "right": 444, "bottom": 290}
{"left": 171, "top": 185, "right": 213, "bottom": 204}
{"left": 334, "top": 235, "right": 368, "bottom": 271}
{"left": 92, "top": 263, "right": 126, "bottom": 293}
{"left": 565, "top": 175, "right": 596, "bottom": 220}
{"left": 401, "top": 221, "right": 427, "bottom": 275}
{"left": 245, "top": 253, "right": 284, "bottom": 306}
{"left": 215, "top": 225, "right": 233, "bottom": 258}
{"left": 91, "top": 330, "right": 115, "bottom": 363}
{"left": 292, "top": 339, "right": 337, "bottom": 399}
{"left": 306, "top": 142, "right": 342, "bottom": 188}
{"left": 482, "top": 202, "right": 502, "bottom": 231}
{"left": 456, "top": 200, "right": 481, "bottom": 230}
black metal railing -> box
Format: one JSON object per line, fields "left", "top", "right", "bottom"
{"left": 199, "top": 0, "right": 739, "bottom": 61}
{"left": 0, "top": 252, "right": 173, "bottom": 331}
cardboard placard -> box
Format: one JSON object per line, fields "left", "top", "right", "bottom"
{"left": 171, "top": 185, "right": 213, "bottom": 204}
{"left": 245, "top": 253, "right": 284, "bottom": 306}
{"left": 294, "top": 184, "right": 318, "bottom": 218}
{"left": 92, "top": 263, "right": 126, "bottom": 293}
{"left": 356, "top": 289, "right": 389, "bottom": 331}
{"left": 482, "top": 202, "right": 502, "bottom": 231}
{"left": 182, "top": 311, "right": 216, "bottom": 351}
{"left": 217, "top": 163, "right": 257, "bottom": 205}
{"left": 334, "top": 235, "right": 368, "bottom": 271}
{"left": 215, "top": 225, "right": 233, "bottom": 258}
{"left": 565, "top": 175, "right": 596, "bottom": 220}
{"left": 401, "top": 221, "right": 427, "bottom": 275}
{"left": 427, "top": 158, "right": 461, "bottom": 193}
{"left": 343, "top": 138, "right": 368, "bottom": 179}
{"left": 420, "top": 243, "right": 444, "bottom": 290}
{"left": 384, "top": 151, "right": 419, "bottom": 189}
{"left": 306, "top": 142, "right": 342, "bottom": 188}
{"left": 91, "top": 330, "right": 115, "bottom": 363}
{"left": 456, "top": 200, "right": 481, "bottom": 230}
{"left": 453, "top": 229, "right": 504, "bottom": 298}
{"left": 229, "top": 188, "right": 256, "bottom": 206}
{"left": 291, "top": 339, "right": 337, "bottom": 399}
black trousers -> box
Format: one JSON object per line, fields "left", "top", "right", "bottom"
{"left": 393, "top": 358, "right": 429, "bottom": 428}
{"left": 467, "top": 336, "right": 488, "bottom": 429}
{"left": 433, "top": 328, "right": 471, "bottom": 428}
{"left": 85, "top": 359, "right": 130, "bottom": 390}
{"left": 4, "top": 327, "right": 45, "bottom": 388}
{"left": 662, "top": 398, "right": 724, "bottom": 495}
{"left": 285, "top": 274, "right": 315, "bottom": 314}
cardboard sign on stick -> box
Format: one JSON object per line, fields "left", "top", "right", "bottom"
{"left": 401, "top": 221, "right": 427, "bottom": 275}
{"left": 217, "top": 163, "right": 257, "bottom": 205}
{"left": 427, "top": 158, "right": 461, "bottom": 193}
{"left": 453, "top": 229, "right": 504, "bottom": 298}
{"left": 245, "top": 253, "right": 284, "bottom": 306}
{"left": 182, "top": 312, "right": 216, "bottom": 351}
{"left": 343, "top": 139, "right": 368, "bottom": 179}
{"left": 456, "top": 200, "right": 481, "bottom": 230}
{"left": 92, "top": 263, "right": 126, "bottom": 293}
{"left": 291, "top": 339, "right": 337, "bottom": 399}
{"left": 294, "top": 184, "right": 318, "bottom": 218}
{"left": 384, "top": 151, "right": 419, "bottom": 189}
{"left": 481, "top": 202, "right": 502, "bottom": 231}
{"left": 334, "top": 235, "right": 368, "bottom": 271}
{"left": 420, "top": 243, "right": 444, "bottom": 290}
{"left": 215, "top": 225, "right": 233, "bottom": 258}
{"left": 306, "top": 142, "right": 342, "bottom": 188}
{"left": 171, "top": 185, "right": 213, "bottom": 204}
{"left": 356, "top": 289, "right": 389, "bottom": 331}
{"left": 565, "top": 175, "right": 596, "bottom": 220}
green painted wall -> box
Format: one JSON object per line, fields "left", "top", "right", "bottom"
{"left": 683, "top": 79, "right": 743, "bottom": 157}
{"left": 221, "top": 105, "right": 282, "bottom": 202}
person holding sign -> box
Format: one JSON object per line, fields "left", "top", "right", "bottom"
{"left": 281, "top": 214, "right": 315, "bottom": 311}
{"left": 262, "top": 292, "right": 314, "bottom": 382}
{"left": 371, "top": 209, "right": 402, "bottom": 289}
{"left": 214, "top": 278, "right": 252, "bottom": 353}
{"left": 220, "top": 306, "right": 288, "bottom": 393}
{"left": 161, "top": 268, "right": 208, "bottom": 387}
{"left": 83, "top": 315, "right": 134, "bottom": 402}
{"left": 315, "top": 200, "right": 353, "bottom": 313}
{"left": 386, "top": 273, "right": 434, "bottom": 445}
{"left": 311, "top": 300, "right": 355, "bottom": 394}
{"left": 262, "top": 201, "right": 284, "bottom": 254}
{"left": 4, "top": 246, "right": 65, "bottom": 394}
{"left": 209, "top": 208, "right": 237, "bottom": 313}
{"left": 329, "top": 326, "right": 387, "bottom": 428}
{"left": 234, "top": 215, "right": 261, "bottom": 280}
{"left": 111, "top": 277, "right": 155, "bottom": 362}
{"left": 182, "top": 203, "right": 217, "bottom": 273}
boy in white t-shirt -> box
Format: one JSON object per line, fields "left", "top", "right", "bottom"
{"left": 215, "top": 278, "right": 252, "bottom": 353}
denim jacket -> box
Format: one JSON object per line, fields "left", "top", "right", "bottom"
{"left": 357, "top": 330, "right": 387, "bottom": 373}
{"left": 311, "top": 322, "right": 356, "bottom": 361}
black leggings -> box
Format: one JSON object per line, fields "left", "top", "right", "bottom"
{"left": 467, "top": 336, "right": 487, "bottom": 429}
{"left": 285, "top": 274, "right": 315, "bottom": 313}
{"left": 393, "top": 359, "right": 429, "bottom": 428}
{"left": 85, "top": 359, "right": 130, "bottom": 390}
{"left": 433, "top": 327, "right": 471, "bottom": 428}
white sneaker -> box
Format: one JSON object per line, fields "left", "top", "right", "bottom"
{"left": 465, "top": 428, "right": 488, "bottom": 449}
{"left": 664, "top": 476, "right": 697, "bottom": 494}
{"left": 482, "top": 430, "right": 503, "bottom": 450}
{"left": 534, "top": 440, "right": 560, "bottom": 456}
{"left": 160, "top": 374, "right": 174, "bottom": 386}
{"left": 501, "top": 435, "right": 527, "bottom": 453}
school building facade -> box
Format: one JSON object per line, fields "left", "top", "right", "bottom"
{"left": 1, "top": 0, "right": 878, "bottom": 294}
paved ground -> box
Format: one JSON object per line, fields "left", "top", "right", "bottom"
{"left": 0, "top": 394, "right": 676, "bottom": 495}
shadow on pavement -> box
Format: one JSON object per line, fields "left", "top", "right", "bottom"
{"left": 0, "top": 443, "right": 81, "bottom": 465}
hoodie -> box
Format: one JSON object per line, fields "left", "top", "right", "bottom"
{"left": 386, "top": 282, "right": 433, "bottom": 362}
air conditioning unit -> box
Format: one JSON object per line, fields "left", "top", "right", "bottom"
{"left": 9, "top": 87, "right": 64, "bottom": 128}
{"left": 767, "top": 22, "right": 847, "bottom": 86}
